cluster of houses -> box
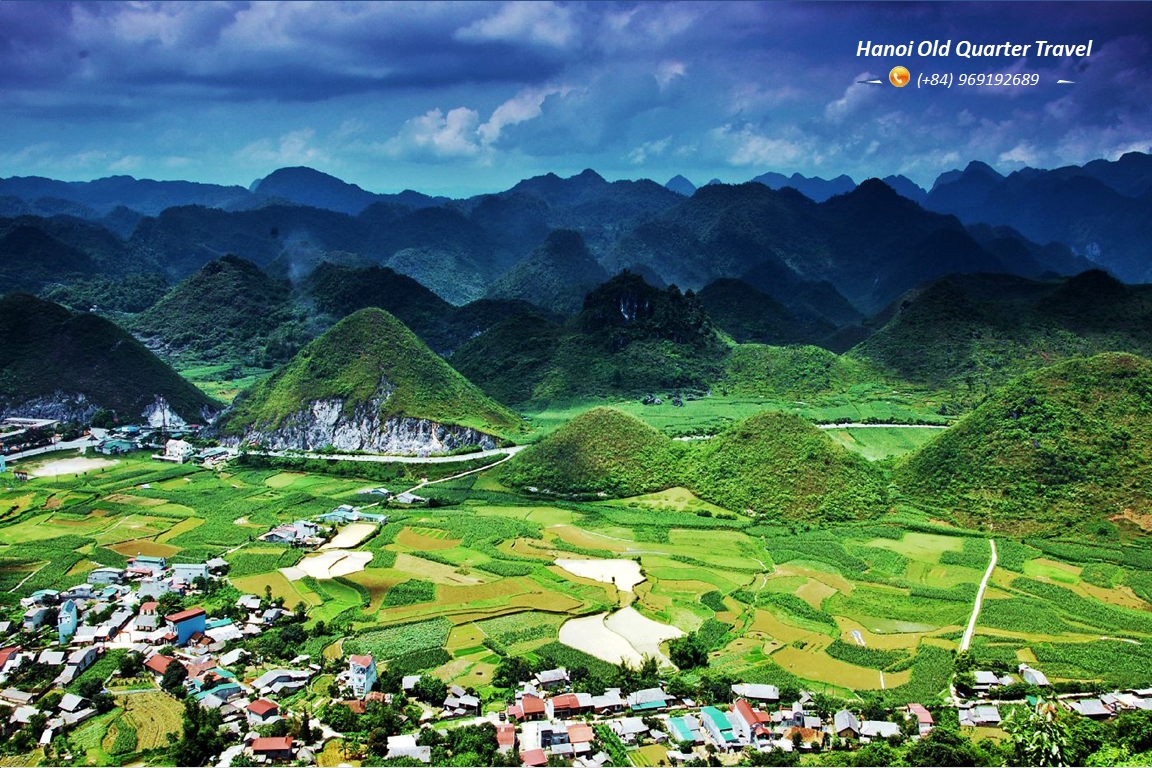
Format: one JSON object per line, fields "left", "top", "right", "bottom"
{"left": 962, "top": 663, "right": 1152, "bottom": 726}
{"left": 0, "top": 549, "right": 333, "bottom": 761}
{"left": 92, "top": 425, "right": 230, "bottom": 468}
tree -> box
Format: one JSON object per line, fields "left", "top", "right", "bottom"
{"left": 412, "top": 675, "right": 447, "bottom": 705}
{"left": 742, "top": 747, "right": 800, "bottom": 766}
{"left": 161, "top": 660, "right": 189, "bottom": 693}
{"left": 668, "top": 633, "right": 709, "bottom": 670}
{"left": 119, "top": 652, "right": 144, "bottom": 678}
{"left": 1003, "top": 700, "right": 1074, "bottom": 767}
{"left": 172, "top": 699, "right": 226, "bottom": 766}
{"left": 493, "top": 657, "right": 532, "bottom": 690}
{"left": 157, "top": 591, "right": 184, "bottom": 616}
{"left": 906, "top": 727, "right": 991, "bottom": 767}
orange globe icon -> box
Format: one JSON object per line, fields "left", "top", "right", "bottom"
{"left": 889, "top": 66, "right": 910, "bottom": 87}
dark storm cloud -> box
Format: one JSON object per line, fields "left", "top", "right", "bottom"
{"left": 0, "top": 1, "right": 1149, "bottom": 195}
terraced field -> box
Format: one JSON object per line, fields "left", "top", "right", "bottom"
{"left": 2, "top": 447, "right": 1151, "bottom": 706}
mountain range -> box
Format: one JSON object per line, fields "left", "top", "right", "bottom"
{"left": 5, "top": 154, "right": 1147, "bottom": 315}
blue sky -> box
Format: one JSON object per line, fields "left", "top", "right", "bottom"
{"left": 1, "top": 1, "right": 1149, "bottom": 196}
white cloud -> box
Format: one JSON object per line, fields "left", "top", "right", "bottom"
{"left": 455, "top": 1, "right": 575, "bottom": 48}
{"left": 627, "top": 136, "right": 672, "bottom": 164}
{"left": 999, "top": 142, "right": 1040, "bottom": 166}
{"left": 479, "top": 87, "right": 565, "bottom": 146}
{"left": 655, "top": 61, "right": 687, "bottom": 90}
{"left": 237, "top": 128, "right": 328, "bottom": 165}
{"left": 824, "top": 73, "right": 877, "bottom": 123}
{"left": 383, "top": 107, "right": 484, "bottom": 160}
{"left": 108, "top": 155, "right": 145, "bottom": 172}
{"left": 710, "top": 124, "right": 805, "bottom": 167}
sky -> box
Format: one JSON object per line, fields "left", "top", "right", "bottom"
{"left": 1, "top": 1, "right": 1150, "bottom": 197}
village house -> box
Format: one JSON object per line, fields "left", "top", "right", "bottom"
{"left": 833, "top": 709, "right": 861, "bottom": 739}
{"left": 22, "top": 606, "right": 50, "bottom": 632}
{"left": 495, "top": 723, "right": 516, "bottom": 754}
{"left": 732, "top": 698, "right": 773, "bottom": 746}
{"left": 972, "top": 670, "right": 1013, "bottom": 695}
{"left": 348, "top": 654, "right": 377, "bottom": 698}
{"left": 903, "top": 703, "right": 935, "bottom": 736}
{"left": 534, "top": 668, "right": 570, "bottom": 690}
{"left": 87, "top": 567, "right": 125, "bottom": 585}
{"left": 246, "top": 698, "right": 280, "bottom": 725}
{"left": 442, "top": 685, "right": 481, "bottom": 717}
{"left": 252, "top": 668, "right": 312, "bottom": 697}
{"left": 507, "top": 694, "right": 547, "bottom": 722}
{"left": 249, "top": 735, "right": 295, "bottom": 763}
{"left": 732, "top": 683, "right": 780, "bottom": 703}
{"left": 172, "top": 563, "right": 210, "bottom": 585}
{"left": 1019, "top": 664, "right": 1050, "bottom": 687}
{"left": 701, "top": 707, "right": 739, "bottom": 750}
{"left": 153, "top": 438, "right": 195, "bottom": 464}
{"left": 668, "top": 714, "right": 705, "bottom": 745}
{"left": 549, "top": 692, "right": 594, "bottom": 719}
{"left": 959, "top": 704, "right": 1003, "bottom": 727}
{"left": 860, "top": 720, "right": 902, "bottom": 742}
{"left": 627, "top": 687, "right": 671, "bottom": 713}
{"left": 1066, "top": 697, "right": 1113, "bottom": 719}
{"left": 57, "top": 600, "right": 78, "bottom": 644}
{"left": 165, "top": 606, "right": 207, "bottom": 646}
{"left": 385, "top": 734, "right": 431, "bottom": 764}
{"left": 126, "top": 555, "right": 167, "bottom": 577}
{"left": 56, "top": 647, "right": 99, "bottom": 686}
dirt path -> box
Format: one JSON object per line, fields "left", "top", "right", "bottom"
{"left": 960, "top": 539, "right": 998, "bottom": 652}
{"left": 7, "top": 562, "right": 46, "bottom": 593}
{"left": 399, "top": 449, "right": 521, "bottom": 495}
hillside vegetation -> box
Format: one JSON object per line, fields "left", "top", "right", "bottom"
{"left": 453, "top": 272, "right": 729, "bottom": 403}
{"left": 0, "top": 293, "right": 219, "bottom": 422}
{"left": 217, "top": 307, "right": 522, "bottom": 440}
{"left": 720, "top": 344, "right": 868, "bottom": 398}
{"left": 850, "top": 271, "right": 1152, "bottom": 396}
{"left": 130, "top": 255, "right": 306, "bottom": 366}
{"left": 896, "top": 353, "right": 1152, "bottom": 532}
{"left": 686, "top": 411, "right": 889, "bottom": 521}
{"left": 497, "top": 408, "right": 680, "bottom": 497}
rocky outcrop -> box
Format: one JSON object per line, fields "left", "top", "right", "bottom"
{"left": 0, "top": 392, "right": 214, "bottom": 426}
{"left": 0, "top": 392, "right": 98, "bottom": 424}
{"left": 216, "top": 395, "right": 498, "bottom": 454}
{"left": 142, "top": 395, "right": 188, "bottom": 429}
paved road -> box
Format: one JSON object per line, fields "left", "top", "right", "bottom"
{"left": 816, "top": 423, "right": 950, "bottom": 430}
{"left": 960, "top": 539, "right": 998, "bottom": 652}
{"left": 674, "top": 423, "right": 950, "bottom": 441}
{"left": 5, "top": 431, "right": 106, "bottom": 463}
{"left": 249, "top": 444, "right": 525, "bottom": 465}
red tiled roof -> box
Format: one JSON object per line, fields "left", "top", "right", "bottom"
{"left": 0, "top": 646, "right": 21, "bottom": 666}
{"left": 907, "top": 703, "right": 934, "bottom": 724}
{"left": 145, "top": 654, "right": 175, "bottom": 674}
{"left": 550, "top": 693, "right": 579, "bottom": 709}
{"left": 139, "top": 602, "right": 159, "bottom": 614}
{"left": 349, "top": 654, "right": 373, "bottom": 667}
{"left": 342, "top": 700, "right": 367, "bottom": 715}
{"left": 252, "top": 736, "right": 293, "bottom": 753}
{"left": 506, "top": 705, "right": 523, "bottom": 720}
{"left": 567, "top": 723, "right": 594, "bottom": 743}
{"left": 165, "top": 606, "right": 206, "bottom": 623}
{"left": 496, "top": 724, "right": 516, "bottom": 746}
{"left": 735, "top": 698, "right": 770, "bottom": 726}
{"left": 247, "top": 698, "right": 279, "bottom": 716}
{"left": 521, "top": 748, "right": 547, "bottom": 767}
{"left": 521, "top": 695, "right": 545, "bottom": 714}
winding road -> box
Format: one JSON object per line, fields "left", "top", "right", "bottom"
{"left": 248, "top": 444, "right": 525, "bottom": 465}
{"left": 960, "top": 539, "right": 998, "bottom": 652}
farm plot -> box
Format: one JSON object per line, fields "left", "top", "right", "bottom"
{"left": 559, "top": 607, "right": 683, "bottom": 667}
{"left": 321, "top": 522, "right": 377, "bottom": 550}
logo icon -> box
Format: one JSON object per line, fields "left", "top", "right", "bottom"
{"left": 889, "top": 66, "right": 910, "bottom": 87}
